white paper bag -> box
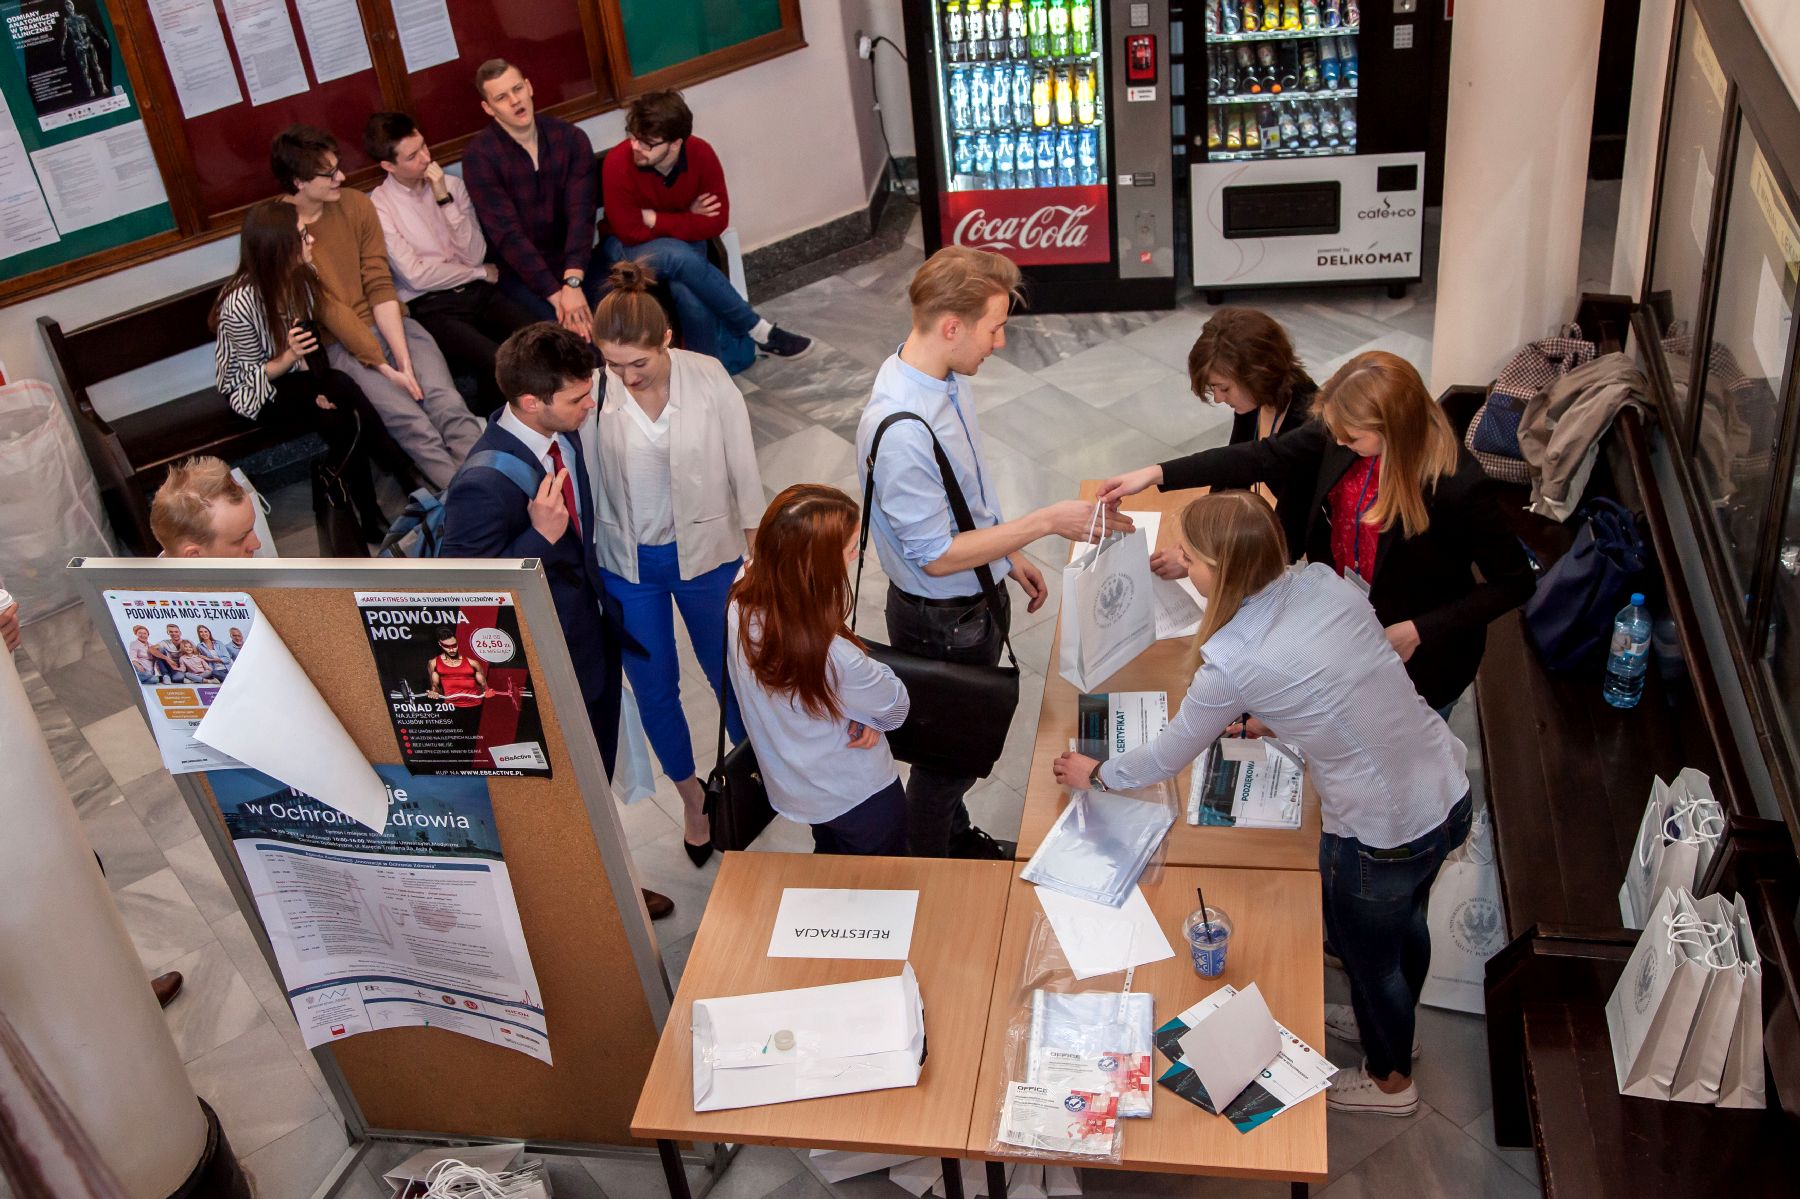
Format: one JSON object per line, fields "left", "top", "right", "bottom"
{"left": 1606, "top": 888, "right": 1732, "bottom": 1098}
{"left": 1621, "top": 773, "right": 1725, "bottom": 928}
{"left": 1717, "top": 893, "right": 1767, "bottom": 1109}
{"left": 1059, "top": 519, "right": 1155, "bottom": 692}
{"left": 1669, "top": 892, "right": 1746, "bottom": 1104}
{"left": 1421, "top": 808, "right": 1506, "bottom": 1014}
{"left": 229, "top": 468, "right": 279, "bottom": 558}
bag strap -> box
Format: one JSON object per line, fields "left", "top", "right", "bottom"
{"left": 854, "top": 409, "right": 1016, "bottom": 667}
{"left": 459, "top": 448, "right": 542, "bottom": 498}
{"left": 713, "top": 602, "right": 736, "bottom": 774}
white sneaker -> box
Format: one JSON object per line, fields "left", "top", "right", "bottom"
{"left": 1324, "top": 1003, "right": 1422, "bottom": 1059}
{"left": 1326, "top": 1061, "right": 1420, "bottom": 1117}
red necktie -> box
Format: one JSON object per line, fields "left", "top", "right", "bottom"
{"left": 545, "top": 441, "right": 581, "bottom": 538}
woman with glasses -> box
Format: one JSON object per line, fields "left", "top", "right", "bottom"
{"left": 210, "top": 200, "right": 390, "bottom": 542}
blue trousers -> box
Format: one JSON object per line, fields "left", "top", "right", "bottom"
{"left": 495, "top": 248, "right": 607, "bottom": 322}
{"left": 812, "top": 778, "right": 908, "bottom": 856}
{"left": 600, "top": 543, "right": 744, "bottom": 782}
{"left": 602, "top": 236, "right": 758, "bottom": 375}
{"left": 1319, "top": 792, "right": 1473, "bottom": 1079}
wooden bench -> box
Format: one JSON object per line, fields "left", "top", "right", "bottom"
{"left": 38, "top": 283, "right": 292, "bottom": 555}
{"left": 1444, "top": 296, "right": 1800, "bottom": 1192}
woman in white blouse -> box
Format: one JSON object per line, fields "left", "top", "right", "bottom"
{"left": 588, "top": 260, "right": 764, "bottom": 867}
{"left": 728, "top": 485, "right": 910, "bottom": 855}
{"left": 1052, "top": 490, "right": 1472, "bottom": 1119}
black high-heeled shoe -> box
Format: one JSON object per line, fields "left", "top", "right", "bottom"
{"left": 684, "top": 839, "right": 714, "bottom": 867}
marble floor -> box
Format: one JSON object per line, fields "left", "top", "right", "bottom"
{"left": 12, "top": 195, "right": 1565, "bottom": 1198}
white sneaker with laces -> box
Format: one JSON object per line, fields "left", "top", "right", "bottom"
{"left": 1324, "top": 1003, "right": 1422, "bottom": 1059}
{"left": 1326, "top": 1061, "right": 1420, "bottom": 1117}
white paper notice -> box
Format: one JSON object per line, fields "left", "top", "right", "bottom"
{"left": 1173, "top": 981, "right": 1282, "bottom": 1112}
{"left": 0, "top": 91, "right": 58, "bottom": 259}
{"left": 1691, "top": 151, "right": 1715, "bottom": 257}
{"left": 147, "top": 0, "right": 243, "bottom": 118}
{"left": 29, "top": 121, "right": 168, "bottom": 235}
{"left": 223, "top": 0, "right": 311, "bottom": 106}
{"left": 1035, "top": 884, "right": 1174, "bottom": 980}
{"left": 390, "top": 0, "right": 459, "bottom": 72}
{"left": 294, "top": 0, "right": 372, "bottom": 82}
{"left": 1751, "top": 258, "right": 1794, "bottom": 384}
{"left": 195, "top": 618, "right": 389, "bottom": 831}
{"left": 767, "top": 888, "right": 920, "bottom": 960}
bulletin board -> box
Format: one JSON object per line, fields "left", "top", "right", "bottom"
{"left": 617, "top": 0, "right": 782, "bottom": 79}
{"left": 70, "top": 556, "right": 673, "bottom": 1151}
{"left": 0, "top": 0, "right": 178, "bottom": 280}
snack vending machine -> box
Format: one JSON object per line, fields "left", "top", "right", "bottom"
{"left": 902, "top": 0, "right": 1177, "bottom": 312}
{"left": 1187, "top": 0, "right": 1435, "bottom": 300}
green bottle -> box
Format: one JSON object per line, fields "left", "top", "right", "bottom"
{"left": 1070, "top": 0, "right": 1092, "bottom": 55}
{"left": 1027, "top": 0, "right": 1049, "bottom": 57}
{"left": 1048, "top": 0, "right": 1070, "bottom": 57}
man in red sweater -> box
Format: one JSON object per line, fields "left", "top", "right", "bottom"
{"left": 599, "top": 90, "right": 810, "bottom": 375}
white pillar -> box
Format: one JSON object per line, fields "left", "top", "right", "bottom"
{"left": 1611, "top": 0, "right": 1679, "bottom": 297}
{"left": 0, "top": 648, "right": 208, "bottom": 1199}
{"left": 1429, "top": 0, "right": 1607, "bottom": 395}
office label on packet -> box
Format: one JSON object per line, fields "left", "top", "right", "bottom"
{"left": 998, "top": 1080, "right": 1120, "bottom": 1156}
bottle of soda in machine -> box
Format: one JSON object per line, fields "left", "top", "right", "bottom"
{"left": 1036, "top": 128, "right": 1058, "bottom": 185}
{"left": 1205, "top": 0, "right": 1218, "bottom": 36}
{"left": 1299, "top": 41, "right": 1320, "bottom": 90}
{"left": 1012, "top": 62, "right": 1034, "bottom": 126}
{"left": 1006, "top": 0, "right": 1029, "bottom": 58}
{"left": 1055, "top": 127, "right": 1077, "bottom": 185}
{"left": 1237, "top": 45, "right": 1260, "bottom": 94}
{"left": 974, "top": 132, "right": 996, "bottom": 187}
{"left": 1322, "top": 0, "right": 1342, "bottom": 28}
{"left": 1257, "top": 42, "right": 1280, "bottom": 92}
{"left": 1074, "top": 62, "right": 1096, "bottom": 123}
{"left": 954, "top": 135, "right": 975, "bottom": 180}
{"left": 1054, "top": 64, "right": 1075, "bottom": 124}
{"left": 1339, "top": 100, "right": 1357, "bottom": 141}
{"left": 969, "top": 65, "right": 991, "bottom": 130}
{"left": 1301, "top": 0, "right": 1321, "bottom": 30}
{"left": 950, "top": 67, "right": 973, "bottom": 131}
{"left": 992, "top": 65, "right": 1013, "bottom": 125}
{"left": 1047, "top": 0, "right": 1070, "bottom": 55}
{"left": 1220, "top": 45, "right": 1241, "bottom": 94}
{"left": 945, "top": 1, "right": 967, "bottom": 63}
{"left": 985, "top": 0, "right": 1007, "bottom": 58}
{"left": 1296, "top": 103, "right": 1319, "bottom": 146}
{"left": 1219, "top": 0, "right": 1239, "bottom": 36}
{"left": 1339, "top": 35, "right": 1358, "bottom": 87}
{"left": 1027, "top": 0, "right": 1049, "bottom": 56}
{"left": 1032, "top": 64, "right": 1053, "bottom": 124}
{"left": 1604, "top": 593, "right": 1652, "bottom": 708}
{"left": 1319, "top": 37, "right": 1340, "bottom": 89}
{"left": 1070, "top": 0, "right": 1093, "bottom": 55}
{"left": 995, "top": 129, "right": 1016, "bottom": 186}
{"left": 1207, "top": 46, "right": 1221, "bottom": 97}
{"left": 1016, "top": 129, "right": 1036, "bottom": 185}
{"left": 1076, "top": 127, "right": 1098, "bottom": 184}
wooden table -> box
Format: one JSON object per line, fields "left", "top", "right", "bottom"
{"left": 631, "top": 852, "right": 1014, "bottom": 1199}
{"left": 1019, "top": 482, "right": 1323, "bottom": 870}
{"left": 968, "top": 864, "right": 1327, "bottom": 1196}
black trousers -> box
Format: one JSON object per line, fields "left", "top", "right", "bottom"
{"left": 265, "top": 368, "right": 386, "bottom": 528}
{"left": 406, "top": 282, "right": 537, "bottom": 416}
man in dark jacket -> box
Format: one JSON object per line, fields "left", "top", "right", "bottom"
{"left": 439, "top": 323, "right": 672, "bottom": 919}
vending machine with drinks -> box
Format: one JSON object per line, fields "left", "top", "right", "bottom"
{"left": 902, "top": 0, "right": 1177, "bottom": 313}
{"left": 1187, "top": 0, "right": 1435, "bottom": 299}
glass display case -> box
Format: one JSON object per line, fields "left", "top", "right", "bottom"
{"left": 1200, "top": 0, "right": 1358, "bottom": 161}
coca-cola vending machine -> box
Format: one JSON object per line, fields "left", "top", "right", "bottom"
{"left": 902, "top": 0, "right": 1177, "bottom": 313}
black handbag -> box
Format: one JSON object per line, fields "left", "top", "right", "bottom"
{"left": 702, "top": 628, "right": 774, "bottom": 852}
{"left": 1523, "top": 497, "right": 1646, "bottom": 671}
{"left": 852, "top": 411, "right": 1020, "bottom": 779}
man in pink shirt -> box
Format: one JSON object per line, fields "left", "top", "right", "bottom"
{"left": 367, "top": 112, "right": 534, "bottom": 415}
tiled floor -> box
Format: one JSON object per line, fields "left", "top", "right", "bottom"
{"left": 14, "top": 197, "right": 1564, "bottom": 1198}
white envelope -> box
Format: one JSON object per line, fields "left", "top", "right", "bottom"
{"left": 691, "top": 964, "right": 925, "bottom": 1111}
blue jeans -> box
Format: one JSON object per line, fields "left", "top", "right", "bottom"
{"left": 600, "top": 543, "right": 744, "bottom": 782}
{"left": 602, "top": 236, "right": 758, "bottom": 375}
{"left": 495, "top": 249, "right": 607, "bottom": 322}
{"left": 1319, "top": 792, "right": 1473, "bottom": 1080}
{"left": 812, "top": 778, "right": 908, "bottom": 855}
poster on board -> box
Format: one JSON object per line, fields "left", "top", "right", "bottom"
{"left": 1, "top": 0, "right": 130, "bottom": 130}
{"left": 355, "top": 592, "right": 549, "bottom": 777}
{"left": 102, "top": 589, "right": 255, "bottom": 773}
{"left": 214, "top": 764, "right": 551, "bottom": 1063}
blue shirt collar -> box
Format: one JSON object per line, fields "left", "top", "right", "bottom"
{"left": 890, "top": 346, "right": 960, "bottom": 397}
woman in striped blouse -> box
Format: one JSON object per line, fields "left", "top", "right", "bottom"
{"left": 210, "top": 200, "right": 389, "bottom": 543}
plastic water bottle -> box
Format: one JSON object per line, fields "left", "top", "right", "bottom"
{"left": 1603, "top": 592, "right": 1652, "bottom": 709}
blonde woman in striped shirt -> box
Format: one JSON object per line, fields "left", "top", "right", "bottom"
{"left": 210, "top": 200, "right": 390, "bottom": 543}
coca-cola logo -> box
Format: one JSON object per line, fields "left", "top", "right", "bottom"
{"left": 954, "top": 203, "right": 1097, "bottom": 252}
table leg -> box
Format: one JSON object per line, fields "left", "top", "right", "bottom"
{"left": 986, "top": 1160, "right": 1010, "bottom": 1197}
{"left": 656, "top": 1139, "right": 692, "bottom": 1199}
{"left": 940, "top": 1157, "right": 966, "bottom": 1199}
{"left": 1291, "top": 1182, "right": 1309, "bottom": 1198}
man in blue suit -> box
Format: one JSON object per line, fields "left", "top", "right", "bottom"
{"left": 441, "top": 322, "right": 673, "bottom": 919}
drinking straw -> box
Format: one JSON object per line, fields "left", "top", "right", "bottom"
{"left": 1196, "top": 885, "right": 1214, "bottom": 940}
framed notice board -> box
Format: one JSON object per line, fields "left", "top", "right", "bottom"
{"left": 0, "top": 0, "right": 178, "bottom": 281}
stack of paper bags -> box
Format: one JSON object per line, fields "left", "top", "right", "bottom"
{"left": 1153, "top": 983, "right": 1335, "bottom": 1133}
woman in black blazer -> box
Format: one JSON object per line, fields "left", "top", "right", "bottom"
{"left": 1190, "top": 307, "right": 1318, "bottom": 558}
{"left": 1103, "top": 351, "right": 1535, "bottom": 715}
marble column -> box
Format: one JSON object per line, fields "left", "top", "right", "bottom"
{"left": 0, "top": 647, "right": 208, "bottom": 1198}
{"left": 1429, "top": 0, "right": 1607, "bottom": 395}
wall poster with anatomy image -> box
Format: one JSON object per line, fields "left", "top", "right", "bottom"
{"left": 213, "top": 764, "right": 551, "bottom": 1062}
{"left": 356, "top": 592, "right": 549, "bottom": 777}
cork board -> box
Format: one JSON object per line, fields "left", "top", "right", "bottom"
{"left": 190, "top": 586, "right": 663, "bottom": 1146}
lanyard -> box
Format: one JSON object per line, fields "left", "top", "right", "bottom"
{"left": 1349, "top": 461, "right": 1377, "bottom": 577}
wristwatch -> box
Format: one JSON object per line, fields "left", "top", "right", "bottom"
{"left": 1087, "top": 763, "right": 1110, "bottom": 792}
{"left": 563, "top": 274, "right": 584, "bottom": 290}
{"left": 434, "top": 193, "right": 453, "bottom": 207}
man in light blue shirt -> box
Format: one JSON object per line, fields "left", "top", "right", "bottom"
{"left": 857, "top": 247, "right": 1129, "bottom": 858}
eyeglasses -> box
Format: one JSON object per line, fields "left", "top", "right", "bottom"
{"left": 311, "top": 161, "right": 345, "bottom": 180}
{"left": 299, "top": 229, "right": 315, "bottom": 243}
{"left": 629, "top": 134, "right": 669, "bottom": 150}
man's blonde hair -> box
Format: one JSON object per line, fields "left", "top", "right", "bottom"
{"left": 150, "top": 456, "right": 246, "bottom": 554}
{"left": 909, "top": 246, "right": 1022, "bottom": 329}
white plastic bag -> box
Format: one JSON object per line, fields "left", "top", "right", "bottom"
{"left": 612, "top": 682, "right": 656, "bottom": 803}
{"left": 229, "top": 468, "right": 279, "bottom": 558}
{"left": 1421, "top": 808, "right": 1505, "bottom": 1014}
{"left": 0, "top": 379, "right": 114, "bottom": 620}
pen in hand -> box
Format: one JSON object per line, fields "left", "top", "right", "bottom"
{"left": 1238, "top": 712, "right": 1251, "bottom": 739}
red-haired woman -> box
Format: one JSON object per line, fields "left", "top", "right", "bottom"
{"left": 727, "top": 485, "right": 910, "bottom": 855}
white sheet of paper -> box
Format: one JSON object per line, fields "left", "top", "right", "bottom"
{"left": 147, "top": 0, "right": 243, "bottom": 118}
{"left": 1751, "top": 257, "right": 1794, "bottom": 384}
{"left": 28, "top": 121, "right": 168, "bottom": 235}
{"left": 0, "top": 91, "right": 58, "bottom": 258}
{"left": 1035, "top": 883, "right": 1174, "bottom": 980}
{"left": 294, "top": 0, "right": 373, "bottom": 81}
{"left": 390, "top": 0, "right": 459, "bottom": 72}
{"left": 767, "top": 888, "right": 921, "bottom": 960}
{"left": 222, "top": 0, "right": 311, "bottom": 106}
{"left": 194, "top": 620, "right": 388, "bottom": 831}
{"left": 1174, "top": 981, "right": 1281, "bottom": 1112}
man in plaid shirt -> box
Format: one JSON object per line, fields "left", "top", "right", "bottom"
{"left": 462, "top": 59, "right": 606, "bottom": 339}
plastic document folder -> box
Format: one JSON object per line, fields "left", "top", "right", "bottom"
{"left": 1022, "top": 789, "right": 1175, "bottom": 907}
{"left": 691, "top": 964, "right": 925, "bottom": 1111}
{"left": 1027, "top": 989, "right": 1154, "bottom": 1117}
